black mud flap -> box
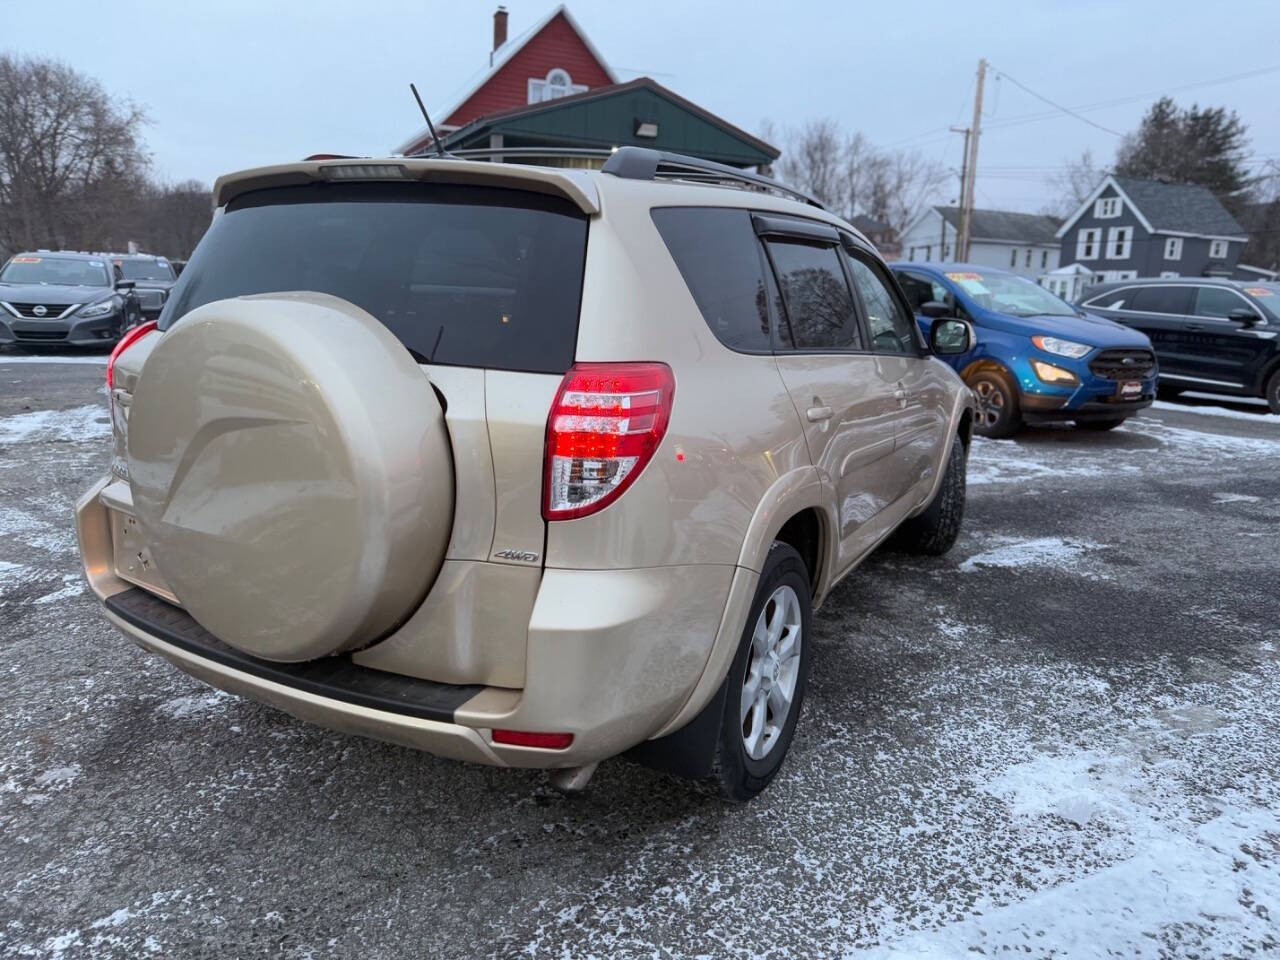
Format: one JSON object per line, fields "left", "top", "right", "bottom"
{"left": 624, "top": 676, "right": 729, "bottom": 780}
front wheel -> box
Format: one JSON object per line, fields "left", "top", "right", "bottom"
{"left": 968, "top": 370, "right": 1021, "bottom": 439}
{"left": 1075, "top": 417, "right": 1126, "bottom": 431}
{"left": 710, "top": 542, "right": 812, "bottom": 803}
{"left": 1266, "top": 369, "right": 1280, "bottom": 414}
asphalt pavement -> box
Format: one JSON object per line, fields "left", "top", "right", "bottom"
{"left": 2, "top": 352, "right": 1278, "bottom": 959}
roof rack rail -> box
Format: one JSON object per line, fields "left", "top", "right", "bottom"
{"left": 412, "top": 146, "right": 613, "bottom": 161}
{"left": 602, "top": 147, "right": 825, "bottom": 210}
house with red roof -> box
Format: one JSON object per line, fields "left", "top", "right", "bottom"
{"left": 394, "top": 5, "right": 777, "bottom": 171}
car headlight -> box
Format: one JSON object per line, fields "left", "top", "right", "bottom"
{"left": 1031, "top": 335, "right": 1091, "bottom": 359}
{"left": 78, "top": 299, "right": 116, "bottom": 319}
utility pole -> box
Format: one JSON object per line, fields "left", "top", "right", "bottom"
{"left": 958, "top": 58, "right": 987, "bottom": 262}
{"left": 949, "top": 126, "right": 970, "bottom": 262}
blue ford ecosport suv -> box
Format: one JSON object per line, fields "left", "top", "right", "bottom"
{"left": 891, "top": 263, "right": 1158, "bottom": 437}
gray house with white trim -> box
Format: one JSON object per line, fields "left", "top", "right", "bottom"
{"left": 899, "top": 206, "right": 1061, "bottom": 278}
{"left": 1056, "top": 175, "right": 1248, "bottom": 282}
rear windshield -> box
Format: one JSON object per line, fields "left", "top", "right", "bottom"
{"left": 117, "top": 259, "right": 175, "bottom": 281}
{"left": 160, "top": 182, "right": 589, "bottom": 374}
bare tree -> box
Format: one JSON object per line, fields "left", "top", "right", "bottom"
{"left": 772, "top": 119, "right": 946, "bottom": 237}
{"left": 1043, "top": 149, "right": 1104, "bottom": 218}
{"left": 0, "top": 53, "right": 150, "bottom": 256}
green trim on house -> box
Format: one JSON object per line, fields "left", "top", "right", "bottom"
{"left": 441, "top": 77, "right": 778, "bottom": 169}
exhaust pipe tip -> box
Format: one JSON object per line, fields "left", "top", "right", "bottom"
{"left": 549, "top": 762, "right": 599, "bottom": 793}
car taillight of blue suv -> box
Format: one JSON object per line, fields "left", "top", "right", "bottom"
{"left": 891, "top": 263, "right": 1158, "bottom": 437}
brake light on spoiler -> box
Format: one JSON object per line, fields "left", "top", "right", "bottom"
{"left": 542, "top": 362, "right": 675, "bottom": 521}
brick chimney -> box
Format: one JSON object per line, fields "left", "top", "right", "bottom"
{"left": 493, "top": 6, "right": 508, "bottom": 52}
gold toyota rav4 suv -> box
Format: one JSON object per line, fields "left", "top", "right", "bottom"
{"left": 76, "top": 148, "right": 976, "bottom": 801}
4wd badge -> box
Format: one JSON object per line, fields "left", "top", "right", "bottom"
{"left": 495, "top": 549, "right": 539, "bottom": 563}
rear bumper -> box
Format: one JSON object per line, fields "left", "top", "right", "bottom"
{"left": 76, "top": 475, "right": 735, "bottom": 768}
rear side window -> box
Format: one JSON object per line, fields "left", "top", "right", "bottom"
{"left": 651, "top": 207, "right": 771, "bottom": 352}
{"left": 161, "top": 182, "right": 588, "bottom": 374}
{"left": 1130, "top": 285, "right": 1193, "bottom": 315}
{"left": 1193, "top": 286, "right": 1251, "bottom": 319}
{"left": 766, "top": 240, "right": 862, "bottom": 351}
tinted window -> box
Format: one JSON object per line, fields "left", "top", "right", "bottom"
{"left": 1083, "top": 287, "right": 1135, "bottom": 310}
{"left": 117, "top": 259, "right": 176, "bottom": 281}
{"left": 767, "top": 241, "right": 861, "bottom": 351}
{"left": 847, "top": 254, "right": 917, "bottom": 354}
{"left": 1130, "top": 285, "right": 1193, "bottom": 315}
{"left": 161, "top": 182, "right": 588, "bottom": 374}
{"left": 651, "top": 207, "right": 771, "bottom": 352}
{"left": 1193, "top": 286, "right": 1253, "bottom": 319}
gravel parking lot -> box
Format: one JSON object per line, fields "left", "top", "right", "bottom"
{"left": 2, "top": 353, "right": 1278, "bottom": 959}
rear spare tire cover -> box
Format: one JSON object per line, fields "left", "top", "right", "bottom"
{"left": 128, "top": 292, "right": 453, "bottom": 661}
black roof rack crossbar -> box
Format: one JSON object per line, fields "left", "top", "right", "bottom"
{"left": 408, "top": 146, "right": 614, "bottom": 161}
{"left": 602, "top": 147, "right": 825, "bottom": 210}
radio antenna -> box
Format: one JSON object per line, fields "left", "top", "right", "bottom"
{"left": 409, "top": 83, "right": 447, "bottom": 158}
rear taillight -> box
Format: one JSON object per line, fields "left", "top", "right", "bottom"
{"left": 492, "top": 729, "right": 574, "bottom": 750}
{"left": 106, "top": 321, "right": 157, "bottom": 390}
{"left": 543, "top": 362, "right": 675, "bottom": 521}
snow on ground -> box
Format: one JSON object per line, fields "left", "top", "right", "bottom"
{"left": 1154, "top": 399, "right": 1277, "bottom": 422}
{"left": 0, "top": 354, "right": 108, "bottom": 366}
{"left": 958, "top": 536, "right": 1108, "bottom": 578}
{"left": 0, "top": 404, "right": 110, "bottom": 445}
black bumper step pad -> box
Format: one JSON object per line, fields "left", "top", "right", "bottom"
{"left": 105, "top": 588, "right": 483, "bottom": 724}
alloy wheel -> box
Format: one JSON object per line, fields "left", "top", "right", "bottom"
{"left": 972, "top": 379, "right": 1006, "bottom": 429}
{"left": 740, "top": 584, "right": 803, "bottom": 761}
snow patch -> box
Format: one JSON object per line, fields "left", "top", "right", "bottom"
{"left": 0, "top": 353, "right": 108, "bottom": 365}
{"left": 34, "top": 764, "right": 81, "bottom": 787}
{"left": 959, "top": 536, "right": 1107, "bottom": 578}
{"left": 157, "top": 691, "right": 232, "bottom": 719}
{"left": 0, "top": 404, "right": 110, "bottom": 444}
{"left": 1154, "top": 399, "right": 1276, "bottom": 422}
{"left": 1213, "top": 491, "right": 1262, "bottom": 504}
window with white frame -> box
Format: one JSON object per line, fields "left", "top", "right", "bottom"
{"left": 1106, "top": 226, "right": 1133, "bottom": 259}
{"left": 1208, "top": 239, "right": 1228, "bottom": 259}
{"left": 1041, "top": 250, "right": 1049, "bottom": 269}
{"left": 1102, "top": 270, "right": 1138, "bottom": 282}
{"left": 1094, "top": 197, "right": 1121, "bottom": 218}
{"left": 527, "top": 68, "right": 588, "bottom": 104}
{"left": 1010, "top": 248, "right": 1018, "bottom": 267}
{"left": 1077, "top": 228, "right": 1101, "bottom": 260}
{"left": 1163, "top": 237, "right": 1183, "bottom": 260}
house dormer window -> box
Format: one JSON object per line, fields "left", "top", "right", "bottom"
{"left": 528, "top": 68, "right": 588, "bottom": 103}
{"left": 1094, "top": 197, "right": 1121, "bottom": 218}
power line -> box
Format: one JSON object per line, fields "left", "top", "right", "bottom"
{"left": 991, "top": 69, "right": 1125, "bottom": 137}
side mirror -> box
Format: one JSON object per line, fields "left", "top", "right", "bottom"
{"left": 920, "top": 300, "right": 952, "bottom": 319}
{"left": 1228, "top": 307, "right": 1261, "bottom": 326}
{"left": 115, "top": 280, "right": 136, "bottom": 291}
{"left": 931, "top": 318, "right": 975, "bottom": 356}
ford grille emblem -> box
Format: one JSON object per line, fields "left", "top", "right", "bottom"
{"left": 32, "top": 305, "right": 47, "bottom": 317}
{"left": 1121, "top": 356, "right": 1134, "bottom": 365}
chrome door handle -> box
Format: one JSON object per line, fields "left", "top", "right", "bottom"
{"left": 806, "top": 405, "right": 833, "bottom": 422}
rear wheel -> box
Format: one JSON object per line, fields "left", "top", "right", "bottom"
{"left": 1075, "top": 417, "right": 1126, "bottom": 431}
{"left": 968, "top": 370, "right": 1021, "bottom": 439}
{"left": 710, "top": 542, "right": 812, "bottom": 803}
{"left": 1266, "top": 369, "right": 1280, "bottom": 414}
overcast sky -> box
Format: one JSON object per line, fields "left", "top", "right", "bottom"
{"left": 8, "top": 0, "right": 1279, "bottom": 213}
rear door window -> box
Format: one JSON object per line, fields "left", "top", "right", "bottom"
{"left": 1130, "top": 285, "right": 1194, "bottom": 315}
{"left": 651, "top": 207, "right": 772, "bottom": 352}
{"left": 161, "top": 182, "right": 588, "bottom": 374}
{"left": 766, "top": 240, "right": 862, "bottom": 351}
